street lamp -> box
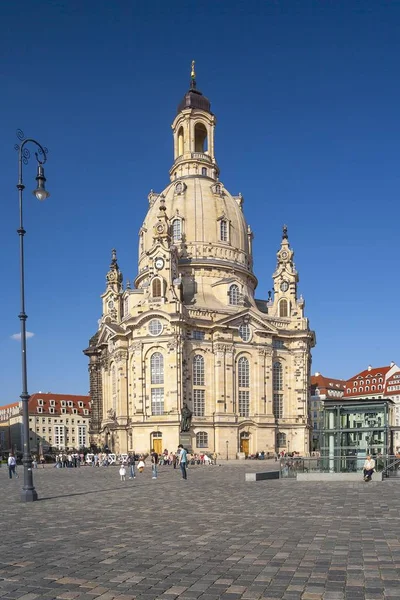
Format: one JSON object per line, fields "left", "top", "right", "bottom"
{"left": 15, "top": 129, "right": 50, "bottom": 502}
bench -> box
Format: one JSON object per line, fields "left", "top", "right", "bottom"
{"left": 245, "top": 470, "right": 280, "bottom": 482}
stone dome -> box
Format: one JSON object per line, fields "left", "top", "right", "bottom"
{"left": 138, "top": 176, "right": 254, "bottom": 278}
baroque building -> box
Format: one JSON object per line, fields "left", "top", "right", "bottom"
{"left": 84, "top": 66, "right": 316, "bottom": 458}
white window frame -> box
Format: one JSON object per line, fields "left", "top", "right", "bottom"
{"left": 193, "top": 389, "right": 205, "bottom": 417}
{"left": 196, "top": 431, "right": 208, "bottom": 448}
{"left": 151, "top": 388, "right": 164, "bottom": 416}
{"left": 171, "top": 218, "right": 182, "bottom": 243}
{"left": 228, "top": 284, "right": 240, "bottom": 306}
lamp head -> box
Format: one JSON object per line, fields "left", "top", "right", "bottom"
{"left": 32, "top": 164, "right": 50, "bottom": 201}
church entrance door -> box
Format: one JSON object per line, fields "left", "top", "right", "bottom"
{"left": 153, "top": 438, "right": 162, "bottom": 454}
{"left": 240, "top": 438, "right": 249, "bottom": 456}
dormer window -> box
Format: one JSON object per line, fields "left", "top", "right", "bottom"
{"left": 50, "top": 399, "right": 55, "bottom": 406}
{"left": 68, "top": 401, "right": 73, "bottom": 407}
{"left": 49, "top": 407, "right": 54, "bottom": 414}
{"left": 220, "top": 219, "right": 228, "bottom": 242}
{"left": 228, "top": 284, "right": 239, "bottom": 306}
{"left": 37, "top": 399, "right": 43, "bottom": 406}
{"left": 172, "top": 218, "right": 182, "bottom": 242}
{"left": 37, "top": 407, "right": 43, "bottom": 413}
{"left": 61, "top": 408, "right": 66, "bottom": 414}
{"left": 61, "top": 401, "right": 66, "bottom": 407}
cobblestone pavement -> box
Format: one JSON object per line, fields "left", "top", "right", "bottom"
{"left": 1, "top": 461, "right": 400, "bottom": 600}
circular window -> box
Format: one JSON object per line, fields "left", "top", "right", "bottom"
{"left": 148, "top": 319, "right": 163, "bottom": 336}
{"left": 239, "top": 324, "right": 251, "bottom": 342}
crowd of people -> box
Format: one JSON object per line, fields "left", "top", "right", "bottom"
{"left": 118, "top": 447, "right": 218, "bottom": 481}
{"left": 5, "top": 447, "right": 218, "bottom": 481}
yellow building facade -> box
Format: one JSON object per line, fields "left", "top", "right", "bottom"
{"left": 84, "top": 70, "right": 316, "bottom": 458}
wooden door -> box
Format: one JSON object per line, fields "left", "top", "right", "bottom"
{"left": 153, "top": 438, "right": 162, "bottom": 454}
{"left": 240, "top": 439, "right": 249, "bottom": 456}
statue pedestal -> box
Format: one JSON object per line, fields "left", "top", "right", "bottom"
{"left": 179, "top": 432, "right": 193, "bottom": 453}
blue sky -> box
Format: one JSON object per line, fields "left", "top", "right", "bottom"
{"left": 1, "top": 0, "right": 399, "bottom": 403}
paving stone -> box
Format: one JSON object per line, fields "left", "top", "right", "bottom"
{"left": 2, "top": 464, "right": 400, "bottom": 599}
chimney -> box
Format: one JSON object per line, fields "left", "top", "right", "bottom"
{"left": 315, "top": 372, "right": 320, "bottom": 377}
{"left": 390, "top": 361, "right": 395, "bottom": 368}
{"left": 367, "top": 365, "right": 372, "bottom": 371}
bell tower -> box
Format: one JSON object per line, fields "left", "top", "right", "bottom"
{"left": 271, "top": 226, "right": 300, "bottom": 319}
{"left": 169, "top": 61, "right": 219, "bottom": 181}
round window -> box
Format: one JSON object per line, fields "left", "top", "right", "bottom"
{"left": 148, "top": 319, "right": 163, "bottom": 336}
{"left": 238, "top": 324, "right": 251, "bottom": 342}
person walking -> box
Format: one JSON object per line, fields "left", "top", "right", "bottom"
{"left": 8, "top": 453, "right": 18, "bottom": 479}
{"left": 128, "top": 453, "right": 136, "bottom": 479}
{"left": 178, "top": 444, "right": 188, "bottom": 480}
{"left": 363, "top": 455, "right": 375, "bottom": 482}
{"left": 151, "top": 448, "right": 159, "bottom": 479}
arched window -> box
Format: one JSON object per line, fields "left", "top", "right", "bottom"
{"left": 172, "top": 219, "right": 182, "bottom": 242}
{"left": 177, "top": 126, "right": 184, "bottom": 156}
{"left": 273, "top": 362, "right": 283, "bottom": 391}
{"left": 123, "top": 296, "right": 128, "bottom": 318}
{"left": 278, "top": 432, "right": 287, "bottom": 447}
{"left": 139, "top": 232, "right": 144, "bottom": 254}
{"left": 378, "top": 384, "right": 383, "bottom": 390}
{"left": 365, "top": 386, "right": 369, "bottom": 392}
{"left": 279, "top": 299, "right": 288, "bottom": 318}
{"left": 152, "top": 278, "right": 162, "bottom": 298}
{"left": 193, "top": 354, "right": 205, "bottom": 416}
{"left": 201, "top": 167, "right": 207, "bottom": 176}
{"left": 194, "top": 122, "right": 207, "bottom": 152}
{"left": 196, "top": 431, "right": 208, "bottom": 448}
{"left": 228, "top": 284, "right": 239, "bottom": 305}
{"left": 273, "top": 362, "right": 283, "bottom": 418}
{"left": 150, "top": 352, "right": 164, "bottom": 384}
{"left": 193, "top": 355, "right": 205, "bottom": 386}
{"left": 238, "top": 356, "right": 250, "bottom": 417}
{"left": 220, "top": 219, "right": 228, "bottom": 242}
{"left": 150, "top": 352, "right": 164, "bottom": 415}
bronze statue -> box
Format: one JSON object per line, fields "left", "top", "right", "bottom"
{"left": 180, "top": 402, "right": 192, "bottom": 432}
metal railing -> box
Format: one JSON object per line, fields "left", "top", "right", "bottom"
{"left": 279, "top": 455, "right": 400, "bottom": 478}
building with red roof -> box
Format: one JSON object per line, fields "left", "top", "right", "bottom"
{"left": 2, "top": 393, "right": 91, "bottom": 453}
{"left": 343, "top": 362, "right": 400, "bottom": 448}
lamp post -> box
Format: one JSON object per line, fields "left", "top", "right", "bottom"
{"left": 15, "top": 129, "right": 50, "bottom": 502}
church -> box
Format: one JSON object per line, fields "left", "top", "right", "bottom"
{"left": 84, "top": 64, "right": 316, "bottom": 458}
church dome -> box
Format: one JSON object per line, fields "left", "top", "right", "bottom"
{"left": 139, "top": 177, "right": 252, "bottom": 275}
{"left": 177, "top": 87, "right": 211, "bottom": 114}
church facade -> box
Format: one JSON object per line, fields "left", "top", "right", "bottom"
{"left": 84, "top": 68, "right": 316, "bottom": 458}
